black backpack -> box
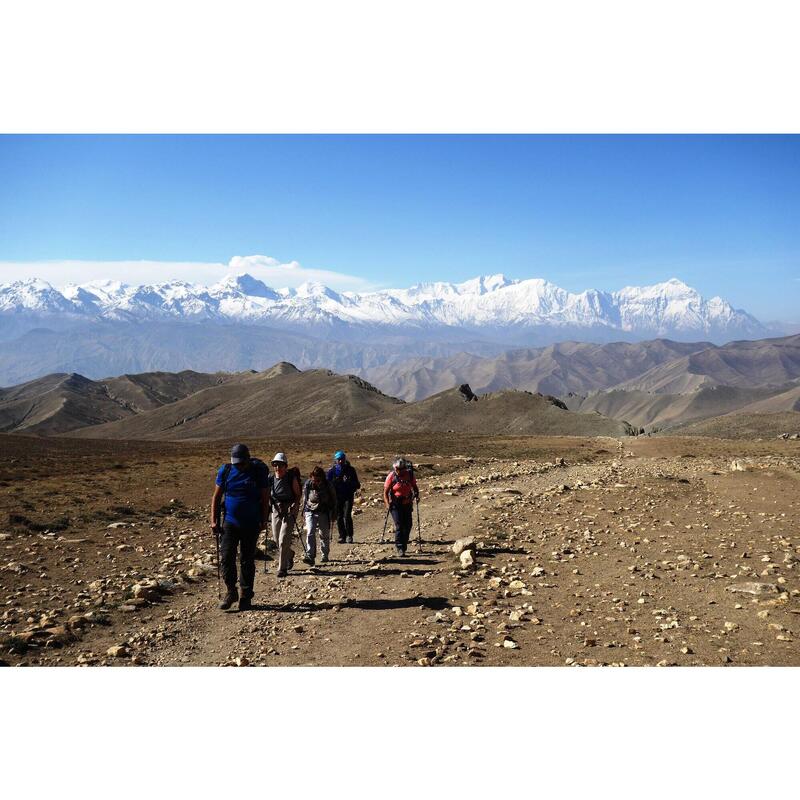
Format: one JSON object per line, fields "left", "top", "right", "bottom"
{"left": 330, "top": 461, "right": 361, "bottom": 493}
{"left": 303, "top": 477, "right": 336, "bottom": 513}
{"left": 268, "top": 466, "right": 303, "bottom": 503}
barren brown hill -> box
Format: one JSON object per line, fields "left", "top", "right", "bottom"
{"left": 360, "top": 385, "right": 634, "bottom": 436}
{"left": 362, "top": 338, "right": 710, "bottom": 400}
{"left": 667, "top": 411, "right": 800, "bottom": 439}
{"left": 101, "top": 369, "right": 234, "bottom": 413}
{"left": 0, "top": 373, "right": 137, "bottom": 435}
{"left": 615, "top": 333, "right": 800, "bottom": 394}
{"left": 70, "top": 366, "right": 404, "bottom": 440}
{"left": 0, "top": 369, "right": 235, "bottom": 435}
{"left": 729, "top": 381, "right": 800, "bottom": 414}
{"left": 568, "top": 384, "right": 792, "bottom": 430}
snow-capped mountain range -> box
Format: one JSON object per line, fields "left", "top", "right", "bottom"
{"left": 0, "top": 273, "right": 766, "bottom": 341}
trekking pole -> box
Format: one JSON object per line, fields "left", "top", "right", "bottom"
{"left": 213, "top": 527, "right": 222, "bottom": 599}
{"left": 294, "top": 516, "right": 309, "bottom": 556}
{"left": 379, "top": 507, "right": 390, "bottom": 544}
{"left": 415, "top": 497, "right": 423, "bottom": 553}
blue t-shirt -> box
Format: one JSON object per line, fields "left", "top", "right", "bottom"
{"left": 216, "top": 462, "right": 269, "bottom": 528}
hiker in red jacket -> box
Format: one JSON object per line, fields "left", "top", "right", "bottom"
{"left": 383, "top": 457, "right": 419, "bottom": 557}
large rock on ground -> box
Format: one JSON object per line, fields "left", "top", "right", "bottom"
{"left": 452, "top": 537, "right": 476, "bottom": 556}
{"left": 726, "top": 582, "right": 780, "bottom": 595}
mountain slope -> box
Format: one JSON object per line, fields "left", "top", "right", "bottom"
{"left": 668, "top": 412, "right": 800, "bottom": 439}
{"left": 715, "top": 381, "right": 800, "bottom": 415}
{"left": 359, "top": 386, "right": 633, "bottom": 437}
{"left": 362, "top": 339, "right": 711, "bottom": 401}
{"left": 615, "top": 334, "right": 800, "bottom": 393}
{"left": 0, "top": 373, "right": 136, "bottom": 435}
{"left": 101, "top": 370, "right": 233, "bottom": 413}
{"left": 0, "top": 369, "right": 235, "bottom": 435}
{"left": 70, "top": 368, "right": 404, "bottom": 440}
{"left": 0, "top": 320, "right": 499, "bottom": 387}
{"left": 568, "top": 385, "right": 792, "bottom": 430}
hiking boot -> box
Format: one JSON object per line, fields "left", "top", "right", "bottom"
{"left": 302, "top": 555, "right": 315, "bottom": 566}
{"left": 321, "top": 554, "right": 329, "bottom": 563}
{"left": 238, "top": 594, "right": 253, "bottom": 612}
{"left": 218, "top": 588, "right": 238, "bottom": 610}
{"left": 347, "top": 536, "right": 353, "bottom": 543}
{"left": 337, "top": 538, "right": 346, "bottom": 544}
{"left": 277, "top": 570, "right": 288, "bottom": 578}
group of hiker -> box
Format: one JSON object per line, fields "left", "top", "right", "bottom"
{"left": 210, "top": 445, "right": 420, "bottom": 612}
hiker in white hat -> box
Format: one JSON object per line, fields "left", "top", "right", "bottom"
{"left": 268, "top": 452, "right": 302, "bottom": 577}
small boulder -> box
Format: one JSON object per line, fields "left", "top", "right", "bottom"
{"left": 132, "top": 585, "right": 160, "bottom": 602}
{"left": 44, "top": 626, "right": 75, "bottom": 646}
{"left": 460, "top": 550, "right": 476, "bottom": 569}
{"left": 452, "top": 537, "right": 476, "bottom": 557}
{"left": 726, "top": 582, "right": 780, "bottom": 596}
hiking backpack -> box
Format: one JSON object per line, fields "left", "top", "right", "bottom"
{"left": 218, "top": 458, "right": 269, "bottom": 522}
{"left": 387, "top": 461, "right": 416, "bottom": 504}
{"left": 303, "top": 477, "right": 336, "bottom": 513}
{"left": 268, "top": 466, "right": 303, "bottom": 503}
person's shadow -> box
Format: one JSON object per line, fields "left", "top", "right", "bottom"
{"left": 250, "top": 595, "right": 449, "bottom": 613}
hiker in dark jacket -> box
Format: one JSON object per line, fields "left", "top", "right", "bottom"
{"left": 327, "top": 450, "right": 361, "bottom": 543}
{"left": 302, "top": 466, "right": 338, "bottom": 566}
{"left": 210, "top": 443, "right": 270, "bottom": 611}
{"left": 269, "top": 452, "right": 302, "bottom": 578}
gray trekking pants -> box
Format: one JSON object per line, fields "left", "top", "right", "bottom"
{"left": 304, "top": 510, "right": 331, "bottom": 562}
{"left": 271, "top": 508, "right": 296, "bottom": 573}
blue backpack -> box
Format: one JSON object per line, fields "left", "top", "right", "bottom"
{"left": 219, "top": 458, "right": 269, "bottom": 522}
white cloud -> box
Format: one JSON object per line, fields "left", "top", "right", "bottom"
{"left": 227, "top": 255, "right": 374, "bottom": 291}
{"left": 0, "top": 255, "right": 376, "bottom": 292}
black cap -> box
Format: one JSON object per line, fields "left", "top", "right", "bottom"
{"left": 230, "top": 443, "right": 250, "bottom": 464}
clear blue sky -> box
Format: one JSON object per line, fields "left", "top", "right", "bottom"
{"left": 1, "top": 134, "right": 798, "bottom": 320}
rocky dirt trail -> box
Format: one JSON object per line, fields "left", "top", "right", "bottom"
{"left": 2, "top": 436, "right": 799, "bottom": 666}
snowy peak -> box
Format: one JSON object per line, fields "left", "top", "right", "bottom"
{"left": 211, "top": 273, "right": 279, "bottom": 300}
{"left": 0, "top": 278, "right": 80, "bottom": 314}
{"left": 0, "top": 271, "right": 767, "bottom": 342}
{"left": 457, "top": 273, "right": 516, "bottom": 294}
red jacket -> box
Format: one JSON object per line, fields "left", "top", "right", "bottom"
{"left": 384, "top": 469, "right": 418, "bottom": 505}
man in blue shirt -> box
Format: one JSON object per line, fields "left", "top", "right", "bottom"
{"left": 210, "top": 444, "right": 269, "bottom": 611}
{"left": 326, "top": 450, "right": 361, "bottom": 543}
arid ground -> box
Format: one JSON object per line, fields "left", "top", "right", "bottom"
{"left": 1, "top": 433, "right": 798, "bottom": 666}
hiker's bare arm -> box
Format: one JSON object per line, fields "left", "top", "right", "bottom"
{"left": 383, "top": 487, "right": 391, "bottom": 508}
{"left": 210, "top": 484, "right": 223, "bottom": 530}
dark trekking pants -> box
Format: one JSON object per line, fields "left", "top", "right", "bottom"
{"left": 221, "top": 521, "right": 259, "bottom": 597}
{"left": 336, "top": 498, "right": 354, "bottom": 541}
{"left": 390, "top": 503, "right": 413, "bottom": 550}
